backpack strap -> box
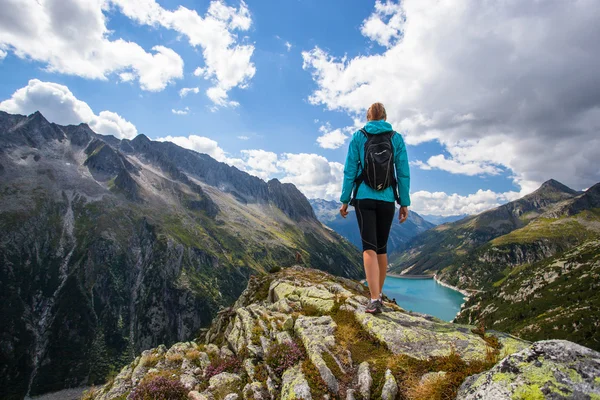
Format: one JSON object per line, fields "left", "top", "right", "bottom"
{"left": 350, "top": 129, "right": 369, "bottom": 206}
{"left": 387, "top": 131, "right": 401, "bottom": 205}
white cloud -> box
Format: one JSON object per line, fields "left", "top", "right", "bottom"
{"left": 194, "top": 67, "right": 206, "bottom": 77}
{"left": 172, "top": 107, "right": 190, "bottom": 115}
{"left": 158, "top": 134, "right": 228, "bottom": 162}
{"left": 119, "top": 72, "right": 136, "bottom": 82}
{"left": 0, "top": 0, "right": 183, "bottom": 91}
{"left": 207, "top": 86, "right": 240, "bottom": 108}
{"left": 110, "top": 0, "right": 255, "bottom": 106}
{"left": 415, "top": 154, "right": 502, "bottom": 176}
{"left": 316, "top": 125, "right": 348, "bottom": 149}
{"left": 302, "top": 0, "right": 600, "bottom": 194}
{"left": 0, "top": 48, "right": 6, "bottom": 60}
{"left": 179, "top": 87, "right": 199, "bottom": 97}
{"left": 411, "top": 189, "right": 520, "bottom": 217}
{"left": 409, "top": 160, "right": 431, "bottom": 170}
{"left": 360, "top": 0, "right": 405, "bottom": 47}
{"left": 240, "top": 149, "right": 278, "bottom": 180}
{"left": 278, "top": 153, "right": 344, "bottom": 200}
{"left": 285, "top": 41, "right": 292, "bottom": 52}
{"left": 0, "top": 79, "right": 137, "bottom": 139}
{"left": 237, "top": 135, "right": 250, "bottom": 140}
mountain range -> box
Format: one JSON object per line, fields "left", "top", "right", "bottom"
{"left": 309, "top": 198, "right": 434, "bottom": 255}
{"left": 0, "top": 110, "right": 361, "bottom": 399}
{"left": 390, "top": 178, "right": 600, "bottom": 351}
{"left": 420, "top": 214, "right": 469, "bottom": 225}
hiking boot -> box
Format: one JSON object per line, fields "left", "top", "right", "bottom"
{"left": 365, "top": 300, "right": 383, "bottom": 314}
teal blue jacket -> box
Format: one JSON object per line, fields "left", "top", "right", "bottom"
{"left": 340, "top": 120, "right": 411, "bottom": 206}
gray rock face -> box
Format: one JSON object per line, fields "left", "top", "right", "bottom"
{"left": 208, "top": 372, "right": 243, "bottom": 399}
{"left": 356, "top": 362, "right": 372, "bottom": 399}
{"left": 294, "top": 316, "right": 340, "bottom": 394}
{"left": 457, "top": 340, "right": 600, "bottom": 400}
{"left": 381, "top": 369, "right": 398, "bottom": 400}
{"left": 280, "top": 365, "right": 312, "bottom": 400}
{"left": 0, "top": 110, "right": 362, "bottom": 400}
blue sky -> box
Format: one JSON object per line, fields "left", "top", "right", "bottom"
{"left": 1, "top": 0, "right": 599, "bottom": 215}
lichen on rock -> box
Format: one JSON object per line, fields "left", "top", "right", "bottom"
{"left": 87, "top": 267, "right": 600, "bottom": 400}
{"left": 457, "top": 340, "right": 600, "bottom": 399}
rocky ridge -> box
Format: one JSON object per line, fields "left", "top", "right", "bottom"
{"left": 391, "top": 179, "right": 581, "bottom": 277}
{"left": 86, "top": 267, "right": 600, "bottom": 400}
{"left": 389, "top": 178, "right": 600, "bottom": 352}
{"left": 0, "top": 110, "right": 361, "bottom": 399}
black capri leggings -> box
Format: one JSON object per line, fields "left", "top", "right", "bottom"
{"left": 355, "top": 199, "right": 396, "bottom": 254}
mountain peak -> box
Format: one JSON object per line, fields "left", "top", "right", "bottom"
{"left": 537, "top": 179, "right": 578, "bottom": 195}
{"left": 28, "top": 110, "right": 50, "bottom": 125}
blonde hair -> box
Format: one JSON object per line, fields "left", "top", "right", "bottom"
{"left": 367, "top": 102, "right": 387, "bottom": 121}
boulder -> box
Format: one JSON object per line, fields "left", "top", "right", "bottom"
{"left": 381, "top": 370, "right": 398, "bottom": 400}
{"left": 356, "top": 362, "right": 372, "bottom": 399}
{"left": 295, "top": 315, "right": 339, "bottom": 393}
{"left": 242, "top": 382, "right": 269, "bottom": 400}
{"left": 354, "top": 307, "right": 529, "bottom": 361}
{"left": 208, "top": 372, "right": 243, "bottom": 399}
{"left": 457, "top": 340, "right": 600, "bottom": 399}
{"left": 280, "top": 365, "right": 312, "bottom": 399}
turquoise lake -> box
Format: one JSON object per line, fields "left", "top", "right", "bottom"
{"left": 381, "top": 276, "right": 466, "bottom": 321}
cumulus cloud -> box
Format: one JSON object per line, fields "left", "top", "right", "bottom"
{"left": 278, "top": 153, "right": 344, "bottom": 200}
{"left": 316, "top": 125, "right": 348, "bottom": 149}
{"left": 415, "top": 154, "right": 502, "bottom": 176}
{"left": 207, "top": 86, "right": 240, "bottom": 108}
{"left": 179, "top": 87, "right": 199, "bottom": 97}
{"left": 172, "top": 107, "right": 190, "bottom": 115}
{"left": 411, "top": 189, "right": 521, "bottom": 217}
{"left": 360, "top": 0, "right": 405, "bottom": 47}
{"left": 0, "top": 0, "right": 183, "bottom": 91}
{"left": 158, "top": 134, "right": 228, "bottom": 162}
{"left": 0, "top": 79, "right": 137, "bottom": 139}
{"left": 110, "top": 0, "right": 255, "bottom": 107}
{"left": 240, "top": 149, "right": 279, "bottom": 180}
{"left": 302, "top": 0, "right": 600, "bottom": 193}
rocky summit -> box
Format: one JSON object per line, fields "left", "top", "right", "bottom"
{"left": 85, "top": 267, "right": 600, "bottom": 400}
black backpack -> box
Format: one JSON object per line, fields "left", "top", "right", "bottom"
{"left": 350, "top": 129, "right": 400, "bottom": 205}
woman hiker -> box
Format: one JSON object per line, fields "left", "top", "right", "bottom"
{"left": 339, "top": 102, "right": 411, "bottom": 314}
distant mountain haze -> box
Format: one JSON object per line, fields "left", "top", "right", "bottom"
{"left": 420, "top": 214, "right": 470, "bottom": 225}
{"left": 309, "top": 198, "right": 435, "bottom": 256}
{"left": 0, "top": 110, "right": 361, "bottom": 399}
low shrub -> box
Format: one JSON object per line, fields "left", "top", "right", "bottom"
{"left": 139, "top": 353, "right": 161, "bottom": 368}
{"left": 185, "top": 349, "right": 201, "bottom": 362}
{"left": 165, "top": 353, "right": 183, "bottom": 364}
{"left": 265, "top": 341, "right": 305, "bottom": 378}
{"left": 128, "top": 375, "right": 187, "bottom": 400}
{"left": 204, "top": 356, "right": 242, "bottom": 379}
{"left": 269, "top": 266, "right": 282, "bottom": 274}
